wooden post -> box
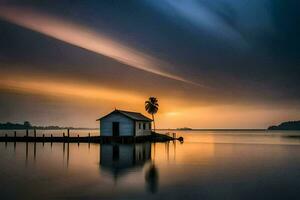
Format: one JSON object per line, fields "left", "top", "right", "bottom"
{"left": 14, "top": 131, "right": 17, "bottom": 138}
{"left": 42, "top": 134, "right": 45, "bottom": 146}
{"left": 26, "top": 129, "right": 28, "bottom": 137}
{"left": 63, "top": 132, "right": 65, "bottom": 138}
{"left": 5, "top": 134, "right": 7, "bottom": 147}
{"left": 67, "top": 129, "right": 70, "bottom": 138}
{"left": 34, "top": 129, "right": 36, "bottom": 138}
{"left": 77, "top": 134, "right": 80, "bottom": 147}
{"left": 33, "top": 142, "right": 36, "bottom": 161}
{"left": 88, "top": 133, "right": 91, "bottom": 142}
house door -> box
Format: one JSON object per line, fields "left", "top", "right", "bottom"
{"left": 112, "top": 122, "right": 120, "bottom": 136}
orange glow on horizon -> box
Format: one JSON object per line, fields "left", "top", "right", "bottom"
{"left": 0, "top": 74, "right": 299, "bottom": 128}
{"left": 0, "top": 76, "right": 144, "bottom": 103}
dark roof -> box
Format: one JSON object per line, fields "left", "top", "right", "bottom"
{"left": 97, "top": 109, "right": 152, "bottom": 122}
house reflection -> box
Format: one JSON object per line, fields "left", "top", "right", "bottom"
{"left": 100, "top": 143, "right": 152, "bottom": 178}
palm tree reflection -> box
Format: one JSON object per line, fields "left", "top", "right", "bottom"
{"left": 145, "top": 163, "right": 159, "bottom": 193}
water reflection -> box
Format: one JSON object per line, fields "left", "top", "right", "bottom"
{"left": 98, "top": 142, "right": 178, "bottom": 193}
{"left": 99, "top": 143, "right": 153, "bottom": 182}
{"left": 1, "top": 131, "right": 300, "bottom": 199}
{"left": 4, "top": 141, "right": 168, "bottom": 194}
{"left": 145, "top": 163, "right": 159, "bottom": 193}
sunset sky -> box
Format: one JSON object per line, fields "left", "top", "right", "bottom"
{"left": 0, "top": 1, "right": 299, "bottom": 128}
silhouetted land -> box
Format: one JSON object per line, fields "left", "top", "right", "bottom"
{"left": 159, "top": 128, "right": 266, "bottom": 131}
{"left": 268, "top": 121, "right": 300, "bottom": 130}
{"left": 0, "top": 121, "right": 96, "bottom": 130}
{"left": 176, "top": 127, "right": 192, "bottom": 130}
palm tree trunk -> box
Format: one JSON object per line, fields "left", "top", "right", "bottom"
{"left": 152, "top": 113, "right": 156, "bottom": 133}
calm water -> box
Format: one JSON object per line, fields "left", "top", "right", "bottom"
{"left": 1, "top": 130, "right": 300, "bottom": 200}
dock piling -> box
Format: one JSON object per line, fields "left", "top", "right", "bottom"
{"left": 172, "top": 132, "right": 176, "bottom": 139}
{"left": 5, "top": 134, "right": 7, "bottom": 144}
{"left": 0, "top": 130, "right": 181, "bottom": 144}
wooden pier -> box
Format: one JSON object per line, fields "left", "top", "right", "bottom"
{"left": 0, "top": 130, "right": 183, "bottom": 144}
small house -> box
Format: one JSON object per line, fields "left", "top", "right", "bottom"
{"left": 97, "top": 109, "right": 152, "bottom": 137}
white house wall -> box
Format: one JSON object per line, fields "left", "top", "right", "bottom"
{"left": 100, "top": 113, "right": 134, "bottom": 136}
{"left": 135, "top": 121, "right": 151, "bottom": 136}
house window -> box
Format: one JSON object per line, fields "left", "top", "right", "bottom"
{"left": 143, "top": 123, "right": 146, "bottom": 130}
{"left": 139, "top": 123, "right": 141, "bottom": 129}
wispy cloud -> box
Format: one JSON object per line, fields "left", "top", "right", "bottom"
{"left": 146, "top": 0, "right": 248, "bottom": 47}
{"left": 0, "top": 75, "right": 144, "bottom": 103}
{"left": 0, "top": 6, "right": 200, "bottom": 86}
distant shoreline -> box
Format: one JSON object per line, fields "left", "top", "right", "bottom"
{"left": 158, "top": 129, "right": 299, "bottom": 131}
{"left": 158, "top": 129, "right": 267, "bottom": 131}
{"left": 2, "top": 129, "right": 297, "bottom": 131}
{"left": 268, "top": 121, "right": 300, "bottom": 131}
{"left": 0, "top": 127, "right": 98, "bottom": 130}
{"left": 0, "top": 121, "right": 98, "bottom": 130}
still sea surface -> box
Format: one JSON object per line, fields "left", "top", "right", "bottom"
{"left": 1, "top": 130, "right": 300, "bottom": 200}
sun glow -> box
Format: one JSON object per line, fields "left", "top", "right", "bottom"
{"left": 1, "top": 73, "right": 296, "bottom": 129}
{"left": 165, "top": 112, "right": 180, "bottom": 116}
{"left": 0, "top": 77, "right": 143, "bottom": 103}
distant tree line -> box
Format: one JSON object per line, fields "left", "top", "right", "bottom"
{"left": 268, "top": 120, "right": 300, "bottom": 130}
{"left": 0, "top": 121, "right": 32, "bottom": 130}
{"left": 0, "top": 121, "right": 95, "bottom": 130}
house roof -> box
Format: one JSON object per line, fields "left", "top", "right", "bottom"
{"left": 97, "top": 109, "right": 152, "bottom": 122}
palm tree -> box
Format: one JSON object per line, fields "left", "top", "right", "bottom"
{"left": 145, "top": 97, "right": 159, "bottom": 133}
